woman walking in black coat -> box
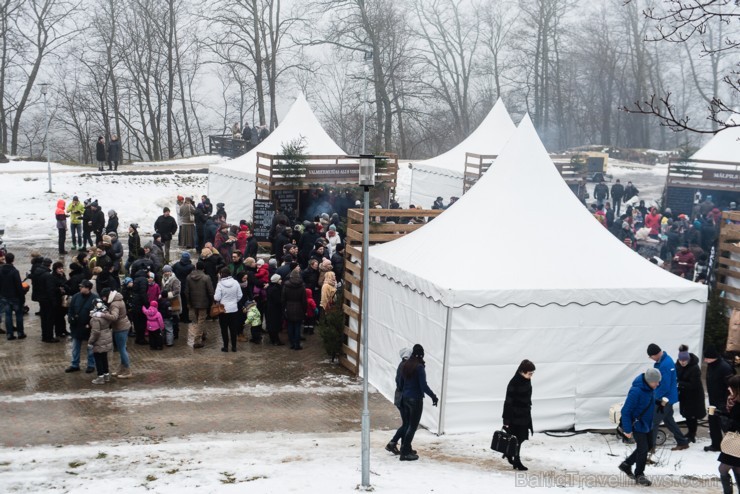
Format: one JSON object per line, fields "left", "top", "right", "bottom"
{"left": 676, "top": 345, "right": 706, "bottom": 443}
{"left": 502, "top": 359, "right": 535, "bottom": 471}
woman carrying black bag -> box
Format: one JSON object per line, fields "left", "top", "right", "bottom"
{"left": 502, "top": 359, "right": 535, "bottom": 471}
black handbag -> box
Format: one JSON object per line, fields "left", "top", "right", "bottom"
{"left": 490, "top": 428, "right": 519, "bottom": 457}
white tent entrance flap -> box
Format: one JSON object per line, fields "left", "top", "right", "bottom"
{"left": 366, "top": 115, "right": 708, "bottom": 434}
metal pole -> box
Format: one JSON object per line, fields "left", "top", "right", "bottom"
{"left": 361, "top": 184, "right": 370, "bottom": 488}
{"left": 44, "top": 92, "right": 52, "bottom": 193}
{"left": 361, "top": 64, "right": 368, "bottom": 155}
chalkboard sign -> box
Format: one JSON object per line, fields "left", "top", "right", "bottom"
{"left": 253, "top": 199, "right": 275, "bottom": 241}
{"left": 272, "top": 189, "right": 299, "bottom": 215}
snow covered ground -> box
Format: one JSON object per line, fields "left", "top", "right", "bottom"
{"left": 0, "top": 159, "right": 207, "bottom": 246}
{"left": 132, "top": 155, "right": 230, "bottom": 167}
{"left": 0, "top": 424, "right": 718, "bottom": 493}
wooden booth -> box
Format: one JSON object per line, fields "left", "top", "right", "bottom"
{"left": 664, "top": 158, "right": 740, "bottom": 215}
{"left": 250, "top": 152, "right": 399, "bottom": 243}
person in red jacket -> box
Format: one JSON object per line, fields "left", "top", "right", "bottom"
{"left": 644, "top": 207, "right": 662, "bottom": 238}
{"left": 671, "top": 246, "right": 695, "bottom": 278}
{"left": 304, "top": 288, "right": 317, "bottom": 336}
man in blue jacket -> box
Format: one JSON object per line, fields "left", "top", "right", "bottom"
{"left": 619, "top": 368, "right": 661, "bottom": 486}
{"left": 647, "top": 343, "right": 690, "bottom": 451}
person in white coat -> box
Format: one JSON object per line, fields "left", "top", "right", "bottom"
{"left": 325, "top": 225, "right": 341, "bottom": 258}
{"left": 214, "top": 267, "right": 242, "bottom": 352}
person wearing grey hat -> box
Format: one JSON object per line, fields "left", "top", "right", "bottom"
{"left": 265, "top": 271, "right": 284, "bottom": 346}
{"left": 647, "top": 343, "right": 690, "bottom": 451}
{"left": 386, "top": 347, "right": 413, "bottom": 456}
{"left": 618, "top": 368, "right": 661, "bottom": 486}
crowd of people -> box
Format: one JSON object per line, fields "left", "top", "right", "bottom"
{"left": 618, "top": 343, "right": 737, "bottom": 487}
{"left": 0, "top": 192, "right": 347, "bottom": 384}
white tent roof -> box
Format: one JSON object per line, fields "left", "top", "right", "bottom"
{"left": 691, "top": 125, "right": 740, "bottom": 163}
{"left": 411, "top": 98, "right": 516, "bottom": 176}
{"left": 210, "top": 92, "right": 346, "bottom": 179}
{"left": 370, "top": 115, "right": 707, "bottom": 308}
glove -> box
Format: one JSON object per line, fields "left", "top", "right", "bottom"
{"left": 432, "top": 396, "right": 439, "bottom": 407}
{"left": 161, "top": 290, "right": 169, "bottom": 298}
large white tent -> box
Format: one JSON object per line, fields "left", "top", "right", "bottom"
{"left": 691, "top": 124, "right": 740, "bottom": 162}
{"left": 408, "top": 99, "right": 516, "bottom": 209}
{"left": 366, "top": 115, "right": 708, "bottom": 434}
{"left": 208, "top": 93, "right": 346, "bottom": 221}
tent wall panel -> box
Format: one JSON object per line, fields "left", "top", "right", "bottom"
{"left": 410, "top": 167, "right": 463, "bottom": 210}
{"left": 208, "top": 167, "right": 257, "bottom": 222}
{"left": 366, "top": 272, "right": 446, "bottom": 431}
{"left": 437, "top": 301, "right": 704, "bottom": 432}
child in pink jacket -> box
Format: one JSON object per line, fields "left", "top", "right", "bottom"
{"left": 142, "top": 300, "right": 164, "bottom": 350}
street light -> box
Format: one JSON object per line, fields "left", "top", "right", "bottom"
{"left": 39, "top": 83, "right": 52, "bottom": 193}
{"left": 361, "top": 50, "right": 372, "bottom": 155}
{"left": 359, "top": 154, "right": 375, "bottom": 489}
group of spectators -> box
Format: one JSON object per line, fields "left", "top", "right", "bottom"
{"left": 1, "top": 191, "right": 354, "bottom": 384}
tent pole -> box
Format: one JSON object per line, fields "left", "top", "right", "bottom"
{"left": 438, "top": 305, "right": 453, "bottom": 435}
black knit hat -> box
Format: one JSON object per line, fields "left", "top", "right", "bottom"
{"left": 647, "top": 343, "right": 662, "bottom": 357}
{"left": 704, "top": 346, "right": 720, "bottom": 359}
{"left": 412, "top": 344, "right": 424, "bottom": 358}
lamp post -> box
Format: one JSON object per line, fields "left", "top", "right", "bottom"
{"left": 361, "top": 50, "right": 372, "bottom": 155}
{"left": 40, "top": 83, "right": 52, "bottom": 193}
{"left": 359, "top": 154, "right": 375, "bottom": 489}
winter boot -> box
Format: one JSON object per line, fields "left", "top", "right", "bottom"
{"left": 618, "top": 461, "right": 634, "bottom": 478}
{"left": 117, "top": 367, "right": 132, "bottom": 379}
{"left": 399, "top": 453, "right": 419, "bottom": 461}
{"left": 92, "top": 375, "right": 105, "bottom": 385}
{"left": 104, "top": 373, "right": 112, "bottom": 383}
{"left": 512, "top": 456, "right": 528, "bottom": 471}
{"left": 385, "top": 441, "right": 400, "bottom": 455}
{"left": 721, "top": 473, "right": 733, "bottom": 494}
{"left": 635, "top": 475, "right": 652, "bottom": 486}
{"left": 503, "top": 453, "right": 514, "bottom": 465}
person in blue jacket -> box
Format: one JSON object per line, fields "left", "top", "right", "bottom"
{"left": 397, "top": 343, "right": 438, "bottom": 462}
{"left": 619, "top": 367, "right": 661, "bottom": 486}
{"left": 647, "top": 343, "right": 690, "bottom": 451}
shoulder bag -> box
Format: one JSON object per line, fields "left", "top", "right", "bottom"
{"left": 209, "top": 302, "right": 225, "bottom": 318}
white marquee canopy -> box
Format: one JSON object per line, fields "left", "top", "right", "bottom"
{"left": 408, "top": 99, "right": 516, "bottom": 208}
{"left": 366, "top": 115, "right": 707, "bottom": 434}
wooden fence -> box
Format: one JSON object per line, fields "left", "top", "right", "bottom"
{"left": 718, "top": 211, "right": 740, "bottom": 310}
{"left": 340, "top": 208, "right": 442, "bottom": 374}
{"left": 463, "top": 153, "right": 497, "bottom": 194}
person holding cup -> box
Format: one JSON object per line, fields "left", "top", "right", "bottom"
{"left": 647, "top": 343, "right": 691, "bottom": 451}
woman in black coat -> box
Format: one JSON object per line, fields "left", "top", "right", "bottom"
{"left": 266, "top": 276, "right": 284, "bottom": 345}
{"left": 502, "top": 359, "right": 535, "bottom": 471}
{"left": 676, "top": 345, "right": 706, "bottom": 443}
{"left": 96, "top": 136, "right": 106, "bottom": 171}
{"left": 48, "top": 262, "right": 69, "bottom": 338}
{"left": 281, "top": 268, "right": 306, "bottom": 350}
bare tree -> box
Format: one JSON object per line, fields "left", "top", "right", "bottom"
{"left": 622, "top": 0, "right": 740, "bottom": 133}
{"left": 8, "top": 0, "right": 81, "bottom": 155}
{"left": 413, "top": 0, "right": 481, "bottom": 141}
